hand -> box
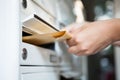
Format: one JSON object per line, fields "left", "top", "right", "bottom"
{"left": 66, "top": 19, "right": 120, "bottom": 56}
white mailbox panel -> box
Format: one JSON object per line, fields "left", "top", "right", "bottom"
{"left": 32, "top": 0, "right": 57, "bottom": 17}
{"left": 21, "top": 0, "right": 57, "bottom": 28}
{"left": 20, "top": 42, "right": 60, "bottom": 66}
{"left": 21, "top": 66, "right": 59, "bottom": 80}
{"left": 21, "top": 73, "right": 59, "bottom": 80}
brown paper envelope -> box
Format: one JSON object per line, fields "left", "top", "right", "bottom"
{"left": 23, "top": 31, "right": 71, "bottom": 45}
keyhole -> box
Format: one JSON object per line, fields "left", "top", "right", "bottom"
{"left": 22, "top": 0, "right": 27, "bottom": 9}
{"left": 22, "top": 48, "right": 28, "bottom": 60}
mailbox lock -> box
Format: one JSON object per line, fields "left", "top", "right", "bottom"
{"left": 22, "top": 0, "right": 27, "bottom": 9}
{"left": 50, "top": 54, "right": 57, "bottom": 63}
{"left": 22, "top": 48, "right": 28, "bottom": 60}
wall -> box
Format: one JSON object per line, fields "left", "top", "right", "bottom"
{"left": 0, "top": 0, "right": 20, "bottom": 80}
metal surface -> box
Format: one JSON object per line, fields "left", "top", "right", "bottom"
{"left": 20, "top": 42, "right": 60, "bottom": 66}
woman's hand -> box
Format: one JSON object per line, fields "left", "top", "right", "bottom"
{"left": 66, "top": 19, "right": 120, "bottom": 56}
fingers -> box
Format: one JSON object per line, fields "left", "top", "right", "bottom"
{"left": 67, "top": 36, "right": 95, "bottom": 56}
{"left": 67, "top": 38, "right": 77, "bottom": 46}
{"left": 64, "top": 22, "right": 93, "bottom": 56}
{"left": 68, "top": 45, "right": 80, "bottom": 54}
{"left": 68, "top": 45, "right": 91, "bottom": 56}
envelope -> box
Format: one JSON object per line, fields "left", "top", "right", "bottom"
{"left": 22, "top": 14, "right": 71, "bottom": 45}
